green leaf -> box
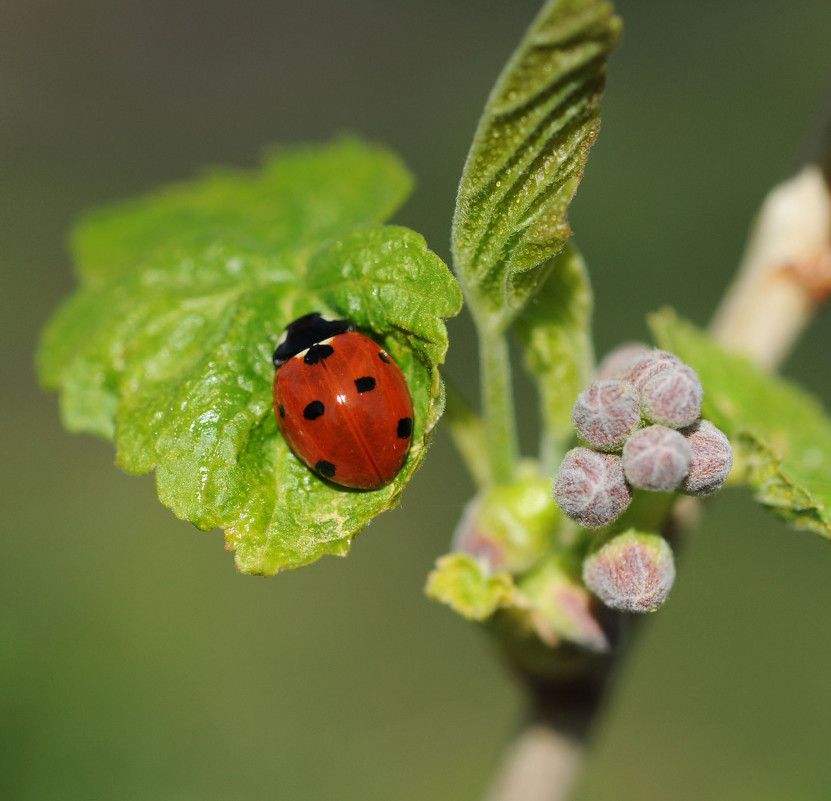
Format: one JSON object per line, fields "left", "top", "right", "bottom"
{"left": 38, "top": 139, "right": 463, "bottom": 575}
{"left": 515, "top": 243, "right": 593, "bottom": 466}
{"left": 425, "top": 554, "right": 517, "bottom": 622}
{"left": 650, "top": 309, "right": 831, "bottom": 538}
{"left": 72, "top": 137, "right": 412, "bottom": 285}
{"left": 452, "top": 0, "right": 621, "bottom": 330}
{"left": 306, "top": 226, "right": 461, "bottom": 371}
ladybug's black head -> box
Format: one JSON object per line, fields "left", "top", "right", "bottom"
{"left": 272, "top": 312, "right": 353, "bottom": 367}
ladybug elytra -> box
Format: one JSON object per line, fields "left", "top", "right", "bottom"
{"left": 272, "top": 313, "right": 414, "bottom": 490}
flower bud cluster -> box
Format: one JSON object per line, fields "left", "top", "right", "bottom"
{"left": 552, "top": 345, "right": 733, "bottom": 529}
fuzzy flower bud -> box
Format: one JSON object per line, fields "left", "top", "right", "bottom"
{"left": 595, "top": 342, "right": 651, "bottom": 381}
{"left": 679, "top": 419, "right": 733, "bottom": 496}
{"left": 571, "top": 380, "right": 642, "bottom": 452}
{"left": 641, "top": 364, "right": 703, "bottom": 428}
{"left": 583, "top": 530, "right": 676, "bottom": 613}
{"left": 622, "top": 425, "right": 692, "bottom": 491}
{"left": 617, "top": 349, "right": 682, "bottom": 391}
{"left": 553, "top": 448, "right": 632, "bottom": 529}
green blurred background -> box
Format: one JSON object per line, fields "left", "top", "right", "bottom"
{"left": 3, "top": 1, "right": 831, "bottom": 799}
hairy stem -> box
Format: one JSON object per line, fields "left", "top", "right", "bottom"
{"left": 478, "top": 322, "right": 520, "bottom": 484}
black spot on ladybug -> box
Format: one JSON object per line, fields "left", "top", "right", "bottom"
{"left": 378, "top": 351, "right": 390, "bottom": 364}
{"left": 278, "top": 403, "right": 286, "bottom": 418}
{"left": 397, "top": 417, "right": 413, "bottom": 439}
{"left": 303, "top": 400, "right": 325, "bottom": 420}
{"left": 315, "top": 460, "right": 336, "bottom": 479}
{"left": 304, "top": 344, "right": 335, "bottom": 365}
{"left": 355, "top": 376, "right": 376, "bottom": 393}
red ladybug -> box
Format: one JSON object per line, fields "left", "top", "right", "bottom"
{"left": 272, "top": 313, "right": 414, "bottom": 490}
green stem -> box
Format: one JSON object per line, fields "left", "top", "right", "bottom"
{"left": 478, "top": 322, "right": 519, "bottom": 484}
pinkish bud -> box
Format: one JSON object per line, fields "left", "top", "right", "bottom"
{"left": 617, "top": 349, "right": 682, "bottom": 391}
{"left": 679, "top": 419, "right": 733, "bottom": 496}
{"left": 452, "top": 476, "right": 559, "bottom": 574}
{"left": 583, "top": 530, "right": 676, "bottom": 613}
{"left": 553, "top": 448, "right": 632, "bottom": 529}
{"left": 451, "top": 498, "right": 507, "bottom": 572}
{"left": 520, "top": 555, "right": 611, "bottom": 653}
{"left": 595, "top": 342, "right": 651, "bottom": 381}
{"left": 622, "top": 425, "right": 692, "bottom": 491}
{"left": 641, "top": 364, "right": 703, "bottom": 428}
{"left": 571, "top": 380, "right": 641, "bottom": 452}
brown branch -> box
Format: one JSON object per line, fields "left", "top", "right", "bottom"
{"left": 710, "top": 164, "right": 831, "bottom": 370}
{"left": 484, "top": 664, "right": 612, "bottom": 801}
{"left": 484, "top": 725, "right": 585, "bottom": 801}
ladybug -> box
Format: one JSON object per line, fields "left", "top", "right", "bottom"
{"left": 272, "top": 312, "right": 414, "bottom": 490}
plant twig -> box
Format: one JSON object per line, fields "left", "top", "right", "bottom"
{"left": 796, "top": 76, "right": 831, "bottom": 186}
{"left": 484, "top": 725, "right": 584, "bottom": 801}
{"left": 710, "top": 164, "right": 831, "bottom": 370}
{"left": 484, "top": 668, "right": 610, "bottom": 801}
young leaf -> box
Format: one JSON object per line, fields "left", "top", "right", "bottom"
{"left": 650, "top": 310, "right": 831, "bottom": 538}
{"left": 515, "top": 243, "right": 594, "bottom": 467}
{"left": 452, "top": 0, "right": 621, "bottom": 331}
{"left": 38, "top": 139, "right": 463, "bottom": 575}
{"left": 427, "top": 551, "right": 612, "bottom": 655}
{"left": 425, "top": 554, "right": 517, "bottom": 622}
{"left": 72, "top": 137, "right": 412, "bottom": 285}
{"left": 306, "top": 226, "right": 461, "bottom": 371}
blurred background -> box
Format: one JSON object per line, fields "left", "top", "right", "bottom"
{"left": 3, "top": 1, "right": 831, "bottom": 799}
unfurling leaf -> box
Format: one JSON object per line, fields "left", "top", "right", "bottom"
{"left": 38, "top": 138, "right": 463, "bottom": 574}
{"left": 452, "top": 0, "right": 621, "bottom": 330}
{"left": 425, "top": 554, "right": 517, "bottom": 622}
{"left": 515, "top": 243, "right": 594, "bottom": 464}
